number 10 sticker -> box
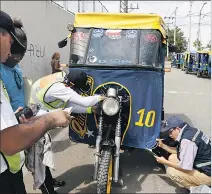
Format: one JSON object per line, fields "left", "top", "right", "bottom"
{"left": 135, "top": 108, "right": 156, "bottom": 127}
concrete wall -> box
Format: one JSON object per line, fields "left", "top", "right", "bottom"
{"left": 2, "top": 1, "right": 74, "bottom": 81}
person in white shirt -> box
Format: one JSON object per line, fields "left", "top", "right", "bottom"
{"left": 31, "top": 69, "right": 106, "bottom": 114}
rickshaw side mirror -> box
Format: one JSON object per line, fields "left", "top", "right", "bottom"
{"left": 58, "top": 34, "right": 72, "bottom": 48}
{"left": 58, "top": 38, "right": 68, "bottom": 48}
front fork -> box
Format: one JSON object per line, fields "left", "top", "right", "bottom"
{"left": 93, "top": 110, "right": 103, "bottom": 180}
{"left": 113, "top": 103, "right": 122, "bottom": 182}
{"left": 93, "top": 98, "right": 122, "bottom": 182}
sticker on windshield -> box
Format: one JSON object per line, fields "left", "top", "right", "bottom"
{"left": 99, "top": 60, "right": 106, "bottom": 64}
{"left": 105, "top": 30, "right": 122, "bottom": 39}
{"left": 126, "top": 30, "right": 137, "bottom": 38}
{"left": 89, "top": 48, "right": 94, "bottom": 53}
{"left": 73, "top": 32, "right": 87, "bottom": 41}
{"left": 93, "top": 29, "right": 104, "bottom": 38}
{"left": 88, "top": 56, "right": 97, "bottom": 63}
{"left": 144, "top": 34, "right": 158, "bottom": 42}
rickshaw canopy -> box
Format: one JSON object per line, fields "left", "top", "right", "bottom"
{"left": 74, "top": 13, "right": 167, "bottom": 41}
{"left": 197, "top": 50, "right": 209, "bottom": 54}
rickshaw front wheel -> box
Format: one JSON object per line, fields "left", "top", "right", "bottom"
{"left": 97, "top": 147, "right": 113, "bottom": 194}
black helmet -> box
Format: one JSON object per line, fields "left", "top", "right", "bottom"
{"left": 66, "top": 69, "right": 88, "bottom": 90}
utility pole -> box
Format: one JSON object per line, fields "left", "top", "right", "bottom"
{"left": 164, "top": 14, "right": 174, "bottom": 58}
{"left": 197, "top": 2, "right": 207, "bottom": 46}
{"left": 174, "top": 7, "right": 178, "bottom": 46}
{"left": 120, "top": 0, "right": 138, "bottom": 13}
{"left": 120, "top": 0, "right": 128, "bottom": 13}
{"left": 188, "top": 1, "right": 193, "bottom": 51}
{"left": 165, "top": 21, "right": 173, "bottom": 58}
{"left": 167, "top": 24, "right": 170, "bottom": 58}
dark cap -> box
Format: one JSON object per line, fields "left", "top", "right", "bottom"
{"left": 66, "top": 69, "right": 88, "bottom": 90}
{"left": 161, "top": 116, "right": 185, "bottom": 133}
{"left": 0, "top": 11, "right": 26, "bottom": 49}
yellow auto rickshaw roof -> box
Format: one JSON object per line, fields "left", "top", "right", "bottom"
{"left": 74, "top": 13, "right": 167, "bottom": 39}
{"left": 197, "top": 50, "right": 209, "bottom": 54}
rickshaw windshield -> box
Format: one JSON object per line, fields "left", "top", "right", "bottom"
{"left": 69, "top": 28, "right": 163, "bottom": 68}
{"left": 86, "top": 29, "right": 137, "bottom": 65}
{"left": 200, "top": 53, "right": 209, "bottom": 63}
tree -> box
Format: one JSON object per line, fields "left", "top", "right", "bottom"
{"left": 206, "top": 41, "right": 211, "bottom": 49}
{"left": 193, "top": 39, "right": 203, "bottom": 50}
{"left": 167, "top": 27, "right": 187, "bottom": 53}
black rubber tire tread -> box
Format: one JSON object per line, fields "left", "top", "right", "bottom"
{"left": 197, "top": 70, "right": 201, "bottom": 77}
{"left": 97, "top": 147, "right": 113, "bottom": 194}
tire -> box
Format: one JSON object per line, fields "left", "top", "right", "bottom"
{"left": 197, "top": 70, "right": 201, "bottom": 78}
{"left": 97, "top": 147, "right": 113, "bottom": 194}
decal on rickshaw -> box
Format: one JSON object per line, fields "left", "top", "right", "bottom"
{"left": 73, "top": 31, "right": 88, "bottom": 41}
{"left": 89, "top": 48, "right": 94, "bottom": 53}
{"left": 144, "top": 34, "right": 158, "bottom": 43}
{"left": 69, "top": 76, "right": 94, "bottom": 139}
{"left": 88, "top": 56, "right": 97, "bottom": 63}
{"left": 105, "top": 30, "right": 122, "bottom": 39}
{"left": 92, "top": 29, "right": 104, "bottom": 38}
{"left": 126, "top": 30, "right": 137, "bottom": 39}
{"left": 70, "top": 29, "right": 90, "bottom": 60}
{"left": 135, "top": 109, "right": 156, "bottom": 128}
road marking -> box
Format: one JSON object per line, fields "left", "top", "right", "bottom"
{"left": 165, "top": 90, "right": 206, "bottom": 95}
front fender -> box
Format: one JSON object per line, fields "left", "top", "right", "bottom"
{"left": 100, "top": 139, "right": 115, "bottom": 147}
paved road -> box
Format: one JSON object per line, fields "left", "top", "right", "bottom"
{"left": 24, "top": 64, "right": 211, "bottom": 193}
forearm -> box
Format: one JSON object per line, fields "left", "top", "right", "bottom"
{"left": 71, "top": 104, "right": 92, "bottom": 114}
{"left": 69, "top": 95, "right": 100, "bottom": 107}
{"left": 162, "top": 144, "right": 177, "bottom": 154}
{"left": 0, "top": 115, "right": 54, "bottom": 155}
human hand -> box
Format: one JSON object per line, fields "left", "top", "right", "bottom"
{"left": 156, "top": 138, "right": 165, "bottom": 149}
{"left": 155, "top": 156, "right": 168, "bottom": 164}
{"left": 15, "top": 107, "right": 31, "bottom": 123}
{"left": 19, "top": 114, "right": 31, "bottom": 123}
{"left": 15, "top": 106, "right": 23, "bottom": 114}
{"left": 60, "top": 63, "right": 67, "bottom": 68}
{"left": 48, "top": 110, "right": 72, "bottom": 128}
{"left": 99, "top": 95, "right": 107, "bottom": 101}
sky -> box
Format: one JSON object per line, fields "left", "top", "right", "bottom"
{"left": 101, "top": 1, "right": 211, "bottom": 50}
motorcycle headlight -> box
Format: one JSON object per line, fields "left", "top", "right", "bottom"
{"left": 102, "top": 98, "right": 120, "bottom": 116}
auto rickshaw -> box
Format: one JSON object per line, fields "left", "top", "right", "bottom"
{"left": 171, "top": 54, "right": 177, "bottom": 67}
{"left": 209, "top": 51, "right": 212, "bottom": 77}
{"left": 196, "top": 50, "right": 211, "bottom": 78}
{"left": 175, "top": 53, "right": 184, "bottom": 69}
{"left": 184, "top": 51, "right": 197, "bottom": 73}
{"left": 195, "top": 51, "right": 201, "bottom": 72}
{"left": 58, "top": 13, "right": 174, "bottom": 194}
